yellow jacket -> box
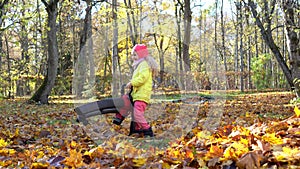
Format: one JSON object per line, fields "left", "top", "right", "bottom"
{"left": 131, "top": 60, "right": 152, "bottom": 103}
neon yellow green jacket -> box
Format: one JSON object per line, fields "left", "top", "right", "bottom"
{"left": 131, "top": 60, "right": 152, "bottom": 103}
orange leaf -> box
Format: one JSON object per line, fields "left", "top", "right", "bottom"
{"left": 63, "top": 149, "right": 84, "bottom": 168}
{"left": 31, "top": 162, "right": 49, "bottom": 169}
{"left": 205, "top": 145, "right": 224, "bottom": 159}
{"left": 185, "top": 149, "right": 194, "bottom": 160}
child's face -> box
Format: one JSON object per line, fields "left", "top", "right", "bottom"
{"left": 131, "top": 51, "right": 139, "bottom": 61}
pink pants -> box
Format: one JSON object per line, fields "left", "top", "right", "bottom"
{"left": 116, "top": 95, "right": 150, "bottom": 130}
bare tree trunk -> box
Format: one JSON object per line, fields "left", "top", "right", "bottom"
{"left": 4, "top": 35, "right": 12, "bottom": 98}
{"left": 238, "top": 2, "right": 244, "bottom": 92}
{"left": 281, "top": 0, "right": 300, "bottom": 97}
{"left": 174, "top": 1, "right": 183, "bottom": 89}
{"left": 234, "top": 2, "right": 239, "bottom": 89}
{"left": 183, "top": 0, "right": 192, "bottom": 90}
{"left": 30, "top": 0, "right": 60, "bottom": 104}
{"left": 124, "top": 0, "right": 137, "bottom": 45}
{"left": 87, "top": 0, "right": 95, "bottom": 90}
{"left": 0, "top": 0, "right": 9, "bottom": 71}
{"left": 214, "top": 0, "right": 219, "bottom": 90}
{"left": 221, "top": 0, "right": 228, "bottom": 90}
{"left": 112, "top": 0, "right": 119, "bottom": 97}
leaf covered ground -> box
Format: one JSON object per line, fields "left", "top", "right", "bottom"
{"left": 0, "top": 91, "right": 300, "bottom": 168}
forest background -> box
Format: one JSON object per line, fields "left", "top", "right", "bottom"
{"left": 0, "top": 0, "right": 299, "bottom": 102}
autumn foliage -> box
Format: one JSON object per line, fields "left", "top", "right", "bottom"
{"left": 0, "top": 92, "right": 299, "bottom": 168}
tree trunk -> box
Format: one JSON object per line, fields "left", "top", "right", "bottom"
{"left": 214, "top": 0, "right": 219, "bottom": 90}
{"left": 174, "top": 1, "right": 183, "bottom": 89}
{"left": 0, "top": 0, "right": 9, "bottom": 71}
{"left": 112, "top": 0, "right": 119, "bottom": 97}
{"left": 87, "top": 0, "right": 95, "bottom": 91}
{"left": 234, "top": 2, "right": 239, "bottom": 89}
{"left": 183, "top": 0, "right": 192, "bottom": 90}
{"left": 239, "top": 2, "right": 244, "bottom": 92}
{"left": 30, "top": 0, "right": 59, "bottom": 104}
{"left": 4, "top": 35, "right": 12, "bottom": 98}
{"left": 124, "top": 0, "right": 137, "bottom": 45}
{"left": 281, "top": 0, "right": 300, "bottom": 97}
{"left": 221, "top": 0, "right": 228, "bottom": 90}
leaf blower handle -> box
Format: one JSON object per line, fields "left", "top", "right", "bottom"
{"left": 128, "top": 86, "right": 133, "bottom": 103}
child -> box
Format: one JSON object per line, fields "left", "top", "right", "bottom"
{"left": 113, "top": 44, "right": 158, "bottom": 137}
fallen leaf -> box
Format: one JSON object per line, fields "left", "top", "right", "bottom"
{"left": 236, "top": 151, "right": 262, "bottom": 169}
{"left": 294, "top": 106, "right": 300, "bottom": 117}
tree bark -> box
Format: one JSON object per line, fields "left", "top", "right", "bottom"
{"left": 281, "top": 0, "right": 300, "bottom": 97}
{"left": 0, "top": 0, "right": 9, "bottom": 71}
{"left": 112, "top": 0, "right": 119, "bottom": 97}
{"left": 124, "top": 0, "right": 137, "bottom": 45}
{"left": 30, "top": 0, "right": 59, "bottom": 104}
{"left": 183, "top": 0, "right": 191, "bottom": 90}
{"left": 221, "top": 0, "right": 228, "bottom": 89}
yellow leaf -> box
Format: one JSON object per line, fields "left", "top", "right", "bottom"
{"left": 223, "top": 142, "right": 249, "bottom": 160}
{"left": 36, "top": 151, "right": 45, "bottom": 160}
{"left": 0, "top": 139, "right": 8, "bottom": 147}
{"left": 0, "top": 149, "right": 15, "bottom": 156}
{"left": 262, "top": 133, "right": 283, "bottom": 145}
{"left": 205, "top": 145, "right": 223, "bottom": 159}
{"left": 294, "top": 106, "right": 300, "bottom": 117}
{"left": 31, "top": 162, "right": 49, "bottom": 169}
{"left": 161, "top": 161, "right": 171, "bottom": 169}
{"left": 273, "top": 146, "right": 300, "bottom": 162}
{"left": 70, "top": 141, "right": 77, "bottom": 149}
{"left": 63, "top": 149, "right": 84, "bottom": 168}
{"left": 132, "top": 157, "right": 147, "bottom": 167}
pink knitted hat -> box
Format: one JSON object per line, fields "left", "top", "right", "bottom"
{"left": 133, "top": 44, "right": 149, "bottom": 58}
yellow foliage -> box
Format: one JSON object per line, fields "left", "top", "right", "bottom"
{"left": 262, "top": 133, "right": 283, "bottom": 145}
{"left": 294, "top": 106, "right": 300, "bottom": 117}
{"left": 161, "top": 160, "right": 171, "bottom": 169}
{"left": 274, "top": 146, "right": 300, "bottom": 162}
{"left": 70, "top": 141, "right": 78, "bottom": 149}
{"left": 0, "top": 148, "right": 15, "bottom": 156}
{"left": 205, "top": 145, "right": 223, "bottom": 160}
{"left": 63, "top": 149, "right": 84, "bottom": 168}
{"left": 185, "top": 149, "right": 194, "bottom": 160}
{"left": 133, "top": 157, "right": 147, "bottom": 167}
{"left": 84, "top": 147, "right": 104, "bottom": 159}
{"left": 30, "top": 162, "right": 49, "bottom": 169}
{"left": 0, "top": 139, "right": 8, "bottom": 147}
{"left": 223, "top": 142, "right": 249, "bottom": 160}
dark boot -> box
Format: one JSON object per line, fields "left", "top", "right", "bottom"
{"left": 112, "top": 117, "right": 124, "bottom": 125}
{"left": 129, "top": 125, "right": 154, "bottom": 137}
{"left": 113, "top": 113, "right": 125, "bottom": 125}
{"left": 141, "top": 127, "right": 154, "bottom": 137}
{"left": 128, "top": 121, "right": 136, "bottom": 136}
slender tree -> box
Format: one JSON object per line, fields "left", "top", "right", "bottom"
{"left": 30, "top": 0, "right": 60, "bottom": 104}
{"left": 221, "top": 0, "right": 228, "bottom": 89}
{"left": 74, "top": 0, "right": 94, "bottom": 97}
{"left": 0, "top": 0, "right": 9, "bottom": 71}
{"left": 182, "top": 0, "right": 191, "bottom": 90}
{"left": 112, "top": 0, "right": 119, "bottom": 96}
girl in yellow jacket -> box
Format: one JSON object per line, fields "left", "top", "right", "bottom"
{"left": 113, "top": 44, "right": 158, "bottom": 137}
